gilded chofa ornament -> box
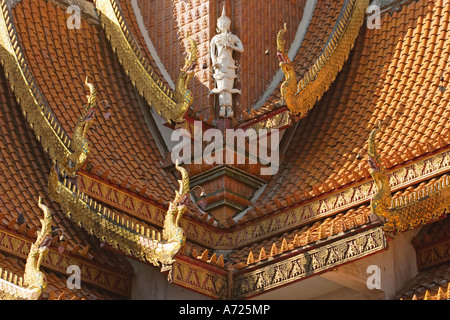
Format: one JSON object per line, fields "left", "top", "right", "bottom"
{"left": 0, "top": 197, "right": 51, "bottom": 300}
{"left": 143, "top": 160, "right": 189, "bottom": 267}
{"left": 49, "top": 157, "right": 190, "bottom": 273}
{"left": 368, "top": 127, "right": 450, "bottom": 234}
{"left": 60, "top": 78, "right": 96, "bottom": 178}
{"left": 367, "top": 126, "right": 392, "bottom": 227}
{"left": 23, "top": 197, "right": 52, "bottom": 299}
{"left": 172, "top": 35, "right": 198, "bottom": 123}
{"left": 277, "top": 0, "right": 368, "bottom": 117}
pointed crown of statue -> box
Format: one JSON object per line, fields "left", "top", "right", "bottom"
{"left": 217, "top": 6, "right": 231, "bottom": 32}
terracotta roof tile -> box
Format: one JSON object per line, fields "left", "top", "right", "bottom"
{"left": 228, "top": 204, "right": 375, "bottom": 269}
{"left": 394, "top": 262, "right": 450, "bottom": 300}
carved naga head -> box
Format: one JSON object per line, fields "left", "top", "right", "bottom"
{"left": 79, "top": 77, "right": 96, "bottom": 136}
{"left": 181, "top": 35, "right": 198, "bottom": 75}
{"left": 277, "top": 23, "right": 290, "bottom": 65}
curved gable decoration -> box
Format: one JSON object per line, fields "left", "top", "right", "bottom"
{"left": 278, "top": 0, "right": 369, "bottom": 118}
{"left": 95, "top": 0, "right": 196, "bottom": 124}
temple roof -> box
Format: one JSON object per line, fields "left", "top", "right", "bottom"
{"left": 12, "top": 0, "right": 178, "bottom": 206}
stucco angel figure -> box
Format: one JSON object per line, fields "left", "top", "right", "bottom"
{"left": 210, "top": 7, "right": 244, "bottom": 118}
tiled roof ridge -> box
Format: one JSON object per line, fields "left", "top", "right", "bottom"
{"left": 247, "top": 0, "right": 450, "bottom": 224}
{"left": 238, "top": 0, "right": 369, "bottom": 125}
{"left": 373, "top": 0, "right": 423, "bottom": 17}
{"left": 0, "top": 0, "right": 72, "bottom": 164}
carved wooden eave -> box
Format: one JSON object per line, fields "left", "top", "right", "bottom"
{"left": 233, "top": 226, "right": 386, "bottom": 299}
{"left": 168, "top": 224, "right": 386, "bottom": 300}
{"left": 0, "top": 0, "right": 72, "bottom": 164}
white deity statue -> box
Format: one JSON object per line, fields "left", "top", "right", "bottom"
{"left": 210, "top": 7, "right": 244, "bottom": 118}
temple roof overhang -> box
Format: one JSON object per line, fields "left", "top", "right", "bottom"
{"left": 0, "top": 0, "right": 449, "bottom": 299}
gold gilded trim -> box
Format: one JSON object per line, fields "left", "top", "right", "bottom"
{"left": 277, "top": 0, "right": 369, "bottom": 117}
{"left": 83, "top": 148, "right": 450, "bottom": 250}
{"left": 0, "top": 197, "right": 52, "bottom": 300}
{"left": 0, "top": 270, "right": 25, "bottom": 300}
{"left": 94, "top": 0, "right": 197, "bottom": 123}
{"left": 0, "top": 226, "right": 132, "bottom": 298}
{"left": 0, "top": 0, "right": 71, "bottom": 163}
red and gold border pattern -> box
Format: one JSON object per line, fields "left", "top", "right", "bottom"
{"left": 80, "top": 148, "right": 450, "bottom": 251}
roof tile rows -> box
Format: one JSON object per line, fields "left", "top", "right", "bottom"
{"left": 12, "top": 0, "right": 178, "bottom": 206}
{"left": 246, "top": 0, "right": 450, "bottom": 223}
{"left": 395, "top": 262, "right": 450, "bottom": 300}
{"left": 226, "top": 173, "right": 449, "bottom": 270}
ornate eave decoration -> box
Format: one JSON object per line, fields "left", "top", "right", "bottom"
{"left": 233, "top": 226, "right": 385, "bottom": 299}
{"left": 49, "top": 121, "right": 190, "bottom": 275}
{"left": 94, "top": 0, "right": 197, "bottom": 124}
{"left": 0, "top": 197, "right": 51, "bottom": 300}
{"left": 0, "top": 0, "right": 71, "bottom": 164}
{"left": 277, "top": 0, "right": 369, "bottom": 117}
{"left": 368, "top": 126, "right": 449, "bottom": 235}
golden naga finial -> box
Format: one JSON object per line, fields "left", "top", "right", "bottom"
{"left": 276, "top": 23, "right": 308, "bottom": 116}
{"left": 170, "top": 35, "right": 198, "bottom": 123}
{"left": 368, "top": 124, "right": 392, "bottom": 225}
{"left": 23, "top": 197, "right": 52, "bottom": 300}
{"left": 60, "top": 77, "right": 96, "bottom": 178}
{"left": 145, "top": 160, "right": 190, "bottom": 268}
{"left": 277, "top": 23, "right": 288, "bottom": 58}
{"left": 367, "top": 124, "right": 450, "bottom": 235}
